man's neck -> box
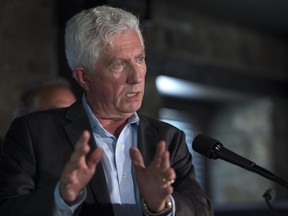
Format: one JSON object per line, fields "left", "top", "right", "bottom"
{"left": 98, "top": 117, "right": 128, "bottom": 138}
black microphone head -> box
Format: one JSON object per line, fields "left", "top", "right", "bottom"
{"left": 192, "top": 134, "right": 221, "bottom": 159}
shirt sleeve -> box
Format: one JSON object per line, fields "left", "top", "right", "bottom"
{"left": 53, "top": 181, "right": 87, "bottom": 216}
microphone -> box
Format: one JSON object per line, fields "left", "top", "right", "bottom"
{"left": 192, "top": 134, "right": 288, "bottom": 190}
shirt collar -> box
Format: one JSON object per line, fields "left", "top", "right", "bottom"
{"left": 82, "top": 94, "right": 139, "bottom": 132}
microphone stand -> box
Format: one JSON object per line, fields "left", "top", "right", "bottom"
{"left": 262, "top": 188, "right": 279, "bottom": 215}
{"left": 212, "top": 143, "right": 287, "bottom": 215}
{"left": 252, "top": 164, "right": 288, "bottom": 190}
{"left": 193, "top": 135, "right": 288, "bottom": 215}
{"left": 212, "top": 143, "right": 288, "bottom": 190}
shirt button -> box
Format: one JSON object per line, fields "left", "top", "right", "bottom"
{"left": 60, "top": 210, "right": 69, "bottom": 216}
{"left": 117, "top": 144, "right": 123, "bottom": 149}
{"left": 122, "top": 173, "right": 128, "bottom": 179}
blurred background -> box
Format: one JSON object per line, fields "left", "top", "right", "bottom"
{"left": 1, "top": 0, "right": 288, "bottom": 215}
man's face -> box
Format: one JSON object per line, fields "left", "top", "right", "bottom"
{"left": 86, "top": 31, "right": 146, "bottom": 119}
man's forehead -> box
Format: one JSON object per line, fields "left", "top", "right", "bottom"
{"left": 102, "top": 43, "right": 144, "bottom": 59}
{"left": 108, "top": 31, "right": 142, "bottom": 47}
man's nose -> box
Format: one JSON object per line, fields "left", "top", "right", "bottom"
{"left": 127, "top": 64, "right": 145, "bottom": 84}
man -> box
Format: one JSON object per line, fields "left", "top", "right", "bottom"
{"left": 0, "top": 6, "right": 213, "bottom": 216}
{"left": 12, "top": 78, "right": 77, "bottom": 118}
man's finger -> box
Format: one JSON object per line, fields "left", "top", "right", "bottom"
{"left": 130, "top": 147, "right": 145, "bottom": 168}
{"left": 155, "top": 141, "right": 166, "bottom": 158}
{"left": 69, "top": 130, "right": 91, "bottom": 163}
{"left": 151, "top": 141, "right": 166, "bottom": 168}
{"left": 75, "top": 130, "right": 91, "bottom": 149}
{"left": 160, "top": 151, "right": 170, "bottom": 170}
{"left": 87, "top": 147, "right": 104, "bottom": 168}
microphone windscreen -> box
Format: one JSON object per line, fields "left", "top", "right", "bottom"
{"left": 192, "top": 135, "right": 220, "bottom": 159}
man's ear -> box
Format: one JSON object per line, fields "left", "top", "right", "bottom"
{"left": 74, "top": 67, "right": 91, "bottom": 92}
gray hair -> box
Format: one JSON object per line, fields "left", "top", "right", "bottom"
{"left": 65, "top": 5, "right": 144, "bottom": 73}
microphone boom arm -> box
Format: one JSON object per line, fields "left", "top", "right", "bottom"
{"left": 212, "top": 143, "right": 288, "bottom": 190}
{"left": 194, "top": 135, "right": 288, "bottom": 190}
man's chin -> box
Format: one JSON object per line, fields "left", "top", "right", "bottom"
{"left": 121, "top": 103, "right": 142, "bottom": 114}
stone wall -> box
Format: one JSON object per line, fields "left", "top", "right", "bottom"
{"left": 209, "top": 99, "right": 274, "bottom": 203}
{"left": 144, "top": 0, "right": 288, "bottom": 80}
{"left": 0, "top": 0, "right": 58, "bottom": 137}
{"left": 142, "top": 0, "right": 288, "bottom": 205}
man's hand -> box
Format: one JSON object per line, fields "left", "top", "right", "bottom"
{"left": 60, "top": 130, "right": 104, "bottom": 203}
{"left": 130, "top": 141, "right": 176, "bottom": 213}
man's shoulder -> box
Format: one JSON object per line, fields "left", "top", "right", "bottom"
{"left": 138, "top": 115, "right": 179, "bottom": 131}
{"left": 21, "top": 107, "right": 68, "bottom": 120}
{"left": 18, "top": 102, "right": 85, "bottom": 122}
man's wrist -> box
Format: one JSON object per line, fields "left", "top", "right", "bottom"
{"left": 142, "top": 197, "right": 173, "bottom": 216}
{"left": 54, "top": 181, "right": 87, "bottom": 215}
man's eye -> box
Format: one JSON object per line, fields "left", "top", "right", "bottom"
{"left": 137, "top": 56, "right": 145, "bottom": 63}
{"left": 111, "top": 61, "right": 124, "bottom": 69}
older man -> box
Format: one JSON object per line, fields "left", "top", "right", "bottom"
{"left": 0, "top": 6, "right": 213, "bottom": 216}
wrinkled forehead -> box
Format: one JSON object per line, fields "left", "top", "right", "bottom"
{"left": 99, "top": 30, "right": 144, "bottom": 57}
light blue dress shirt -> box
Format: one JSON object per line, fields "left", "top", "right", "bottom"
{"left": 83, "top": 96, "right": 141, "bottom": 215}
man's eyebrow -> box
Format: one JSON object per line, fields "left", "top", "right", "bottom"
{"left": 136, "top": 51, "right": 146, "bottom": 57}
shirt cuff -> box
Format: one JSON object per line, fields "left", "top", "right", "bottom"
{"left": 53, "top": 181, "right": 87, "bottom": 216}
